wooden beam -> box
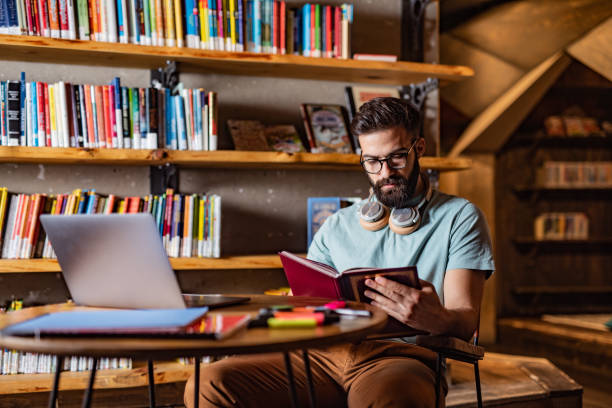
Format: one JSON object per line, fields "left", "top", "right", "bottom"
{"left": 448, "top": 51, "right": 571, "bottom": 157}
{"left": 567, "top": 16, "right": 612, "bottom": 82}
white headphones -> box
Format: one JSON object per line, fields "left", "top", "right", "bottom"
{"left": 359, "top": 174, "right": 433, "bottom": 235}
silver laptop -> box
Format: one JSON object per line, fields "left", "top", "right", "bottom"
{"left": 40, "top": 213, "right": 248, "bottom": 310}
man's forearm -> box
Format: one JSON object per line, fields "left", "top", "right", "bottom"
{"left": 433, "top": 307, "right": 479, "bottom": 340}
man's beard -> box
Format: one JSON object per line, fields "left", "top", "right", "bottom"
{"left": 370, "top": 159, "right": 421, "bottom": 209}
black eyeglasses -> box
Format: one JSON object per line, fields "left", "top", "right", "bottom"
{"left": 360, "top": 140, "right": 417, "bottom": 174}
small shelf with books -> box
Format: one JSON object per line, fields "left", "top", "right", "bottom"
{"left": 0, "top": 35, "right": 473, "bottom": 85}
{"left": 0, "top": 147, "right": 472, "bottom": 172}
{"left": 0, "top": 254, "right": 286, "bottom": 274}
{"left": 0, "top": 361, "right": 190, "bottom": 395}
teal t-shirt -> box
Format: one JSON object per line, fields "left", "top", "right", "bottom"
{"left": 307, "top": 190, "right": 495, "bottom": 305}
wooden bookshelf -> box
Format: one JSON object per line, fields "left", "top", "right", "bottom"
{"left": 0, "top": 35, "right": 473, "bottom": 85}
{"left": 513, "top": 286, "right": 612, "bottom": 295}
{"left": 0, "top": 362, "right": 190, "bottom": 395}
{"left": 0, "top": 254, "right": 287, "bottom": 274}
{"left": 512, "top": 237, "right": 612, "bottom": 246}
{"left": 0, "top": 146, "right": 473, "bottom": 172}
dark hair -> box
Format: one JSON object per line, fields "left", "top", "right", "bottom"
{"left": 350, "top": 97, "right": 421, "bottom": 138}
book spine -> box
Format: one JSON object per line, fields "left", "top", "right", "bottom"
{"left": 65, "top": 0, "right": 76, "bottom": 38}
{"left": 279, "top": 0, "right": 285, "bottom": 55}
{"left": 302, "top": 3, "right": 308, "bottom": 57}
{"left": 148, "top": 87, "right": 158, "bottom": 148}
{"left": 174, "top": 0, "right": 184, "bottom": 47}
{"left": 236, "top": 0, "right": 243, "bottom": 51}
{"left": 6, "top": 80, "right": 21, "bottom": 146}
{"left": 38, "top": 0, "right": 49, "bottom": 36}
{"left": 252, "top": 0, "right": 260, "bottom": 52}
{"left": 131, "top": 87, "right": 140, "bottom": 149}
{"left": 162, "top": 0, "right": 173, "bottom": 46}
{"left": 108, "top": 84, "right": 118, "bottom": 148}
{"left": 112, "top": 79, "right": 122, "bottom": 148}
{"left": 0, "top": 81, "right": 6, "bottom": 146}
{"left": 139, "top": 87, "right": 147, "bottom": 147}
{"left": 215, "top": 0, "right": 223, "bottom": 50}
{"left": 121, "top": 86, "right": 131, "bottom": 148}
{"left": 36, "top": 82, "right": 46, "bottom": 146}
{"left": 65, "top": 83, "right": 77, "bottom": 147}
{"left": 271, "top": 0, "right": 277, "bottom": 54}
{"left": 148, "top": 0, "right": 156, "bottom": 46}
{"left": 207, "top": 91, "right": 216, "bottom": 150}
{"left": 154, "top": 0, "right": 163, "bottom": 45}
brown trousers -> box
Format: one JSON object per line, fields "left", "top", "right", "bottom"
{"left": 184, "top": 340, "right": 447, "bottom": 408}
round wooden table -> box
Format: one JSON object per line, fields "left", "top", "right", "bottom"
{"left": 0, "top": 295, "right": 387, "bottom": 408}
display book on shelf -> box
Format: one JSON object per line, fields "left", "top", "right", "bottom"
{"left": 0, "top": 0, "right": 355, "bottom": 58}
{"left": 0, "top": 187, "right": 222, "bottom": 260}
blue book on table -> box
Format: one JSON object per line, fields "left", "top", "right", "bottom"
{"left": 2, "top": 307, "right": 209, "bottom": 337}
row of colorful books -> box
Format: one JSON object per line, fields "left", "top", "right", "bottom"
{"left": 534, "top": 212, "right": 589, "bottom": 241}
{"left": 0, "top": 187, "right": 222, "bottom": 259}
{"left": 1, "top": 300, "right": 132, "bottom": 375}
{"left": 0, "top": 0, "right": 354, "bottom": 58}
{"left": 544, "top": 115, "right": 610, "bottom": 138}
{"left": 0, "top": 73, "right": 219, "bottom": 150}
{"left": 537, "top": 161, "right": 612, "bottom": 188}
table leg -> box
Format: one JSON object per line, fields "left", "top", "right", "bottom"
{"left": 147, "top": 360, "right": 156, "bottom": 408}
{"left": 194, "top": 358, "right": 200, "bottom": 408}
{"left": 81, "top": 357, "right": 98, "bottom": 408}
{"left": 283, "top": 352, "right": 299, "bottom": 408}
{"left": 47, "top": 356, "right": 64, "bottom": 408}
{"left": 302, "top": 350, "right": 316, "bottom": 408}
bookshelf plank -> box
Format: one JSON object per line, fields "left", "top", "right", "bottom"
{"left": 0, "top": 147, "right": 472, "bottom": 172}
{"left": 0, "top": 255, "right": 286, "bottom": 273}
{"left": 0, "top": 35, "right": 473, "bottom": 85}
{"left": 0, "top": 362, "right": 190, "bottom": 394}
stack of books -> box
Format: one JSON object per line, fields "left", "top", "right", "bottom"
{"left": 537, "top": 161, "right": 612, "bottom": 188}
{"left": 0, "top": 300, "right": 132, "bottom": 375}
{"left": 0, "top": 0, "right": 354, "bottom": 58}
{"left": 0, "top": 187, "right": 222, "bottom": 260}
{"left": 534, "top": 212, "right": 589, "bottom": 241}
{"left": 0, "top": 73, "right": 218, "bottom": 150}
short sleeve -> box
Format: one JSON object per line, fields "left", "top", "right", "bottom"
{"left": 306, "top": 215, "right": 335, "bottom": 267}
{"left": 447, "top": 203, "right": 495, "bottom": 277}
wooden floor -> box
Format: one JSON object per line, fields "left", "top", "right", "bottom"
{"left": 496, "top": 315, "right": 612, "bottom": 408}
{"left": 0, "top": 351, "right": 582, "bottom": 407}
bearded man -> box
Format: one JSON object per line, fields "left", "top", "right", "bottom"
{"left": 184, "top": 97, "right": 495, "bottom": 408}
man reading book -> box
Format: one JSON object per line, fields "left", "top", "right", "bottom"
{"left": 184, "top": 97, "right": 494, "bottom": 408}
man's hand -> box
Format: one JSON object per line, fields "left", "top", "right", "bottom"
{"left": 364, "top": 276, "right": 451, "bottom": 335}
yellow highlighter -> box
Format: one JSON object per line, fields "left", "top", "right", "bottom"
{"left": 267, "top": 318, "right": 318, "bottom": 329}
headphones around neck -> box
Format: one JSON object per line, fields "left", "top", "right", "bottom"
{"left": 359, "top": 173, "right": 433, "bottom": 235}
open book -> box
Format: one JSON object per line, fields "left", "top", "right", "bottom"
{"left": 279, "top": 251, "right": 420, "bottom": 302}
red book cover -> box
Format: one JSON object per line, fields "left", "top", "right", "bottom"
{"left": 279, "top": 251, "right": 420, "bottom": 303}
{"left": 163, "top": 189, "right": 174, "bottom": 248}
{"left": 38, "top": 0, "right": 49, "bottom": 35}
{"left": 37, "top": 82, "right": 46, "bottom": 146}
{"left": 24, "top": 0, "right": 34, "bottom": 35}
{"left": 44, "top": 83, "right": 51, "bottom": 146}
{"left": 325, "top": 5, "right": 332, "bottom": 58}
{"left": 334, "top": 6, "right": 341, "bottom": 58}
{"left": 30, "top": 0, "right": 40, "bottom": 35}
{"left": 19, "top": 195, "right": 37, "bottom": 258}
{"left": 25, "top": 194, "right": 45, "bottom": 258}
{"left": 58, "top": 0, "right": 69, "bottom": 35}
{"left": 127, "top": 197, "right": 141, "bottom": 213}
{"left": 102, "top": 85, "right": 112, "bottom": 148}
{"left": 279, "top": 0, "right": 286, "bottom": 54}
{"left": 83, "top": 85, "right": 96, "bottom": 147}
{"left": 108, "top": 84, "right": 117, "bottom": 148}
{"left": 272, "top": 0, "right": 278, "bottom": 53}
{"left": 94, "top": 86, "right": 106, "bottom": 148}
